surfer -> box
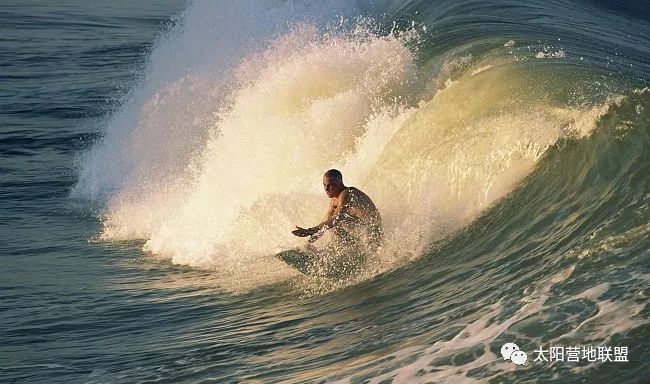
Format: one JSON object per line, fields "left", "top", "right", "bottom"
{"left": 292, "top": 169, "right": 383, "bottom": 252}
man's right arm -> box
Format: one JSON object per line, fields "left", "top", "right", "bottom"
{"left": 293, "top": 191, "right": 351, "bottom": 238}
{"left": 292, "top": 198, "right": 337, "bottom": 237}
{"left": 313, "top": 189, "right": 349, "bottom": 232}
{"left": 302, "top": 198, "right": 337, "bottom": 236}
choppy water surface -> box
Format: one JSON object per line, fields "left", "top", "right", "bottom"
{"left": 1, "top": 1, "right": 649, "bottom": 383}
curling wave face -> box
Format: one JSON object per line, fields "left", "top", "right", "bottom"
{"left": 73, "top": 14, "right": 626, "bottom": 290}
{"left": 61, "top": 0, "right": 650, "bottom": 382}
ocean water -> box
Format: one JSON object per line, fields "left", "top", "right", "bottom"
{"left": 1, "top": 0, "right": 649, "bottom": 383}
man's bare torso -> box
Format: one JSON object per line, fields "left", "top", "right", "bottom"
{"left": 331, "top": 187, "right": 381, "bottom": 229}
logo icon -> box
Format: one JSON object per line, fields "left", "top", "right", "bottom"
{"left": 501, "top": 343, "right": 527, "bottom": 365}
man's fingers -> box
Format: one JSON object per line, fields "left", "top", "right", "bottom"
{"left": 292, "top": 228, "right": 308, "bottom": 237}
{"left": 293, "top": 226, "right": 308, "bottom": 235}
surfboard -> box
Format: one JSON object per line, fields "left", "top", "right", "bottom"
{"left": 276, "top": 245, "right": 367, "bottom": 278}
{"left": 275, "top": 249, "right": 318, "bottom": 275}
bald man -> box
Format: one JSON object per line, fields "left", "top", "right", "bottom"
{"left": 292, "top": 169, "right": 383, "bottom": 252}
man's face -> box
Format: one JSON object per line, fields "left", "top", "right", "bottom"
{"left": 323, "top": 176, "right": 342, "bottom": 198}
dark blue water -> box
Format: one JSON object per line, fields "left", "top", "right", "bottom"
{"left": 2, "top": 1, "right": 649, "bottom": 383}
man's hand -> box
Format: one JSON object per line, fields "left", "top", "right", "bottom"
{"left": 292, "top": 226, "right": 316, "bottom": 237}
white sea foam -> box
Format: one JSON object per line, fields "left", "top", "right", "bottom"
{"left": 329, "top": 266, "right": 646, "bottom": 383}
{"left": 535, "top": 49, "right": 566, "bottom": 59}
{"left": 74, "top": 1, "right": 619, "bottom": 290}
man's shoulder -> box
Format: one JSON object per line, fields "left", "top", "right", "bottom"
{"left": 345, "top": 187, "right": 372, "bottom": 203}
{"left": 343, "top": 187, "right": 358, "bottom": 197}
{"left": 346, "top": 187, "right": 366, "bottom": 197}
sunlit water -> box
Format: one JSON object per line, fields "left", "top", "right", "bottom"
{"left": 2, "top": 1, "right": 649, "bottom": 383}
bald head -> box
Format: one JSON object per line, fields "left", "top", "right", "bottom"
{"left": 323, "top": 169, "right": 345, "bottom": 198}
{"left": 324, "top": 169, "right": 342, "bottom": 181}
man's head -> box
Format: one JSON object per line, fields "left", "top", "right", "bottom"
{"left": 323, "top": 169, "right": 345, "bottom": 198}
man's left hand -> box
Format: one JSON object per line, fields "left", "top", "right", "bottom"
{"left": 292, "top": 226, "right": 315, "bottom": 237}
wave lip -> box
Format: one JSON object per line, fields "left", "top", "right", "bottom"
{"left": 74, "top": 0, "right": 640, "bottom": 292}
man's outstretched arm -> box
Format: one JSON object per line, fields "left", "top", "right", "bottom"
{"left": 292, "top": 190, "right": 349, "bottom": 237}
